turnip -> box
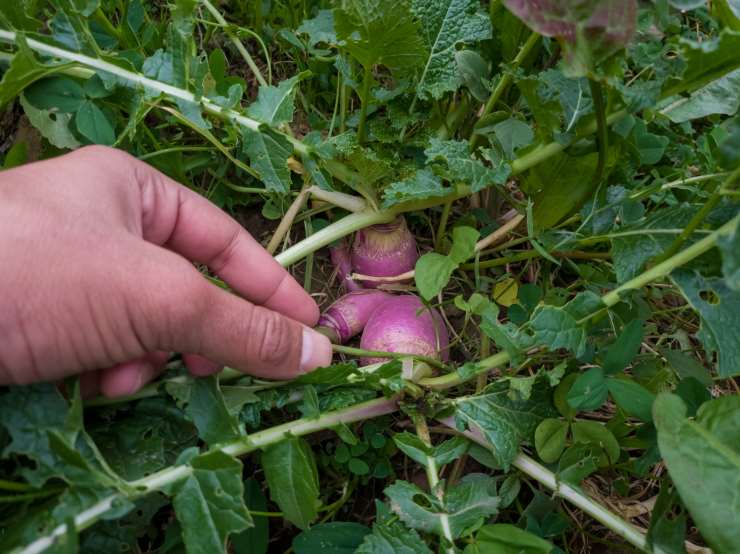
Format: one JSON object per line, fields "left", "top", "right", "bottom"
{"left": 329, "top": 240, "right": 362, "bottom": 292}
{"left": 317, "top": 290, "right": 392, "bottom": 343}
{"left": 360, "top": 295, "right": 449, "bottom": 365}
{"left": 351, "top": 217, "right": 418, "bottom": 288}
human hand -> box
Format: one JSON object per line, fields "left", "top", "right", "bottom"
{"left": 0, "top": 146, "right": 332, "bottom": 397}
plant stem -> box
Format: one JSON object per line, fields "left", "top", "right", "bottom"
{"left": 0, "top": 30, "right": 306, "bottom": 154}
{"left": 602, "top": 214, "right": 739, "bottom": 307}
{"left": 267, "top": 185, "right": 310, "bottom": 254}
{"left": 332, "top": 344, "right": 447, "bottom": 370}
{"left": 435, "top": 199, "right": 453, "bottom": 251}
{"left": 275, "top": 209, "right": 395, "bottom": 267}
{"left": 422, "top": 214, "right": 738, "bottom": 390}
{"left": 21, "top": 397, "right": 399, "bottom": 554}
{"left": 357, "top": 65, "right": 373, "bottom": 145}
{"left": 415, "top": 415, "right": 455, "bottom": 553}
{"left": 200, "top": 0, "right": 268, "bottom": 87}
{"left": 652, "top": 166, "right": 740, "bottom": 264}
{"left": 588, "top": 79, "right": 608, "bottom": 186}
{"left": 470, "top": 31, "right": 540, "bottom": 150}
{"left": 440, "top": 419, "right": 649, "bottom": 552}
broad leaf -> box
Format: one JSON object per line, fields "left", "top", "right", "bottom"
{"left": 415, "top": 252, "right": 457, "bottom": 301}
{"left": 606, "top": 378, "right": 655, "bottom": 422}
{"left": 534, "top": 418, "right": 568, "bottom": 463}
{"left": 666, "top": 29, "right": 740, "bottom": 96}
{"left": 672, "top": 269, "right": 740, "bottom": 378}
{"left": 530, "top": 305, "right": 587, "bottom": 357}
{"left": 718, "top": 216, "right": 740, "bottom": 290}
{"left": 262, "top": 437, "right": 320, "bottom": 530}
{"left": 385, "top": 475, "right": 500, "bottom": 538}
{"left": 247, "top": 72, "right": 310, "bottom": 126}
{"left": 425, "top": 138, "right": 507, "bottom": 192}
{"left": 654, "top": 394, "right": 740, "bottom": 553}
{"left": 293, "top": 522, "right": 371, "bottom": 554}
{"left": 24, "top": 76, "right": 85, "bottom": 112}
{"left": 411, "top": 0, "right": 491, "bottom": 99}
{"left": 75, "top": 100, "right": 116, "bottom": 145}
{"left": 465, "top": 524, "right": 553, "bottom": 554}
{"left": 170, "top": 451, "right": 252, "bottom": 554}
{"left": 186, "top": 375, "right": 241, "bottom": 445}
{"left": 243, "top": 128, "right": 293, "bottom": 193}
{"left": 662, "top": 68, "right": 740, "bottom": 122}
{"left": 20, "top": 94, "right": 81, "bottom": 149}
{"left": 334, "top": 0, "right": 425, "bottom": 74}
{"left": 602, "top": 319, "right": 643, "bottom": 374}
{"left": 356, "top": 518, "right": 434, "bottom": 554}
{"left": 382, "top": 168, "right": 452, "bottom": 208}
{"left": 231, "top": 479, "right": 269, "bottom": 554}
{"left": 566, "top": 367, "right": 608, "bottom": 411}
{"left": 0, "top": 36, "right": 73, "bottom": 109}
{"left": 454, "top": 382, "right": 556, "bottom": 469}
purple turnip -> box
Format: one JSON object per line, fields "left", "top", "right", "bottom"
{"left": 317, "top": 290, "right": 392, "bottom": 344}
{"left": 330, "top": 240, "right": 362, "bottom": 292}
{"left": 360, "top": 295, "right": 449, "bottom": 365}
{"left": 351, "top": 217, "right": 418, "bottom": 287}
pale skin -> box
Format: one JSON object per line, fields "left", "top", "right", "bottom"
{"left": 0, "top": 146, "right": 333, "bottom": 397}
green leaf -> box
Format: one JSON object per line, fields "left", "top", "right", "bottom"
{"left": 382, "top": 168, "right": 452, "bottom": 208}
{"left": 521, "top": 150, "right": 607, "bottom": 231}
{"left": 672, "top": 269, "right": 740, "bottom": 378}
{"left": 170, "top": 451, "right": 252, "bottom": 554}
{"left": 602, "top": 319, "right": 643, "bottom": 374}
{"left": 24, "top": 77, "right": 85, "bottom": 113}
{"left": 571, "top": 420, "right": 619, "bottom": 466}
{"left": 411, "top": 0, "right": 491, "bottom": 100}
{"left": 186, "top": 375, "right": 241, "bottom": 445}
{"left": 454, "top": 382, "right": 556, "bottom": 469}
{"left": 668, "top": 29, "right": 740, "bottom": 97}
{"left": 465, "top": 524, "right": 553, "bottom": 554}
{"left": 530, "top": 305, "right": 587, "bottom": 357}
{"left": 645, "top": 483, "right": 687, "bottom": 554}
{"left": 654, "top": 394, "right": 740, "bottom": 553}
{"left": 449, "top": 226, "right": 480, "bottom": 264}
{"left": 20, "top": 94, "right": 81, "bottom": 149}
{"left": 425, "top": 138, "right": 507, "bottom": 192}
{"left": 557, "top": 443, "right": 600, "bottom": 484}
{"left": 611, "top": 206, "right": 694, "bottom": 282}
{"left": 0, "top": 36, "right": 73, "bottom": 109}
{"left": 262, "top": 437, "right": 320, "bottom": 530}
{"left": 356, "top": 518, "right": 434, "bottom": 554}
{"left": 631, "top": 119, "right": 669, "bottom": 165}
{"left": 393, "top": 433, "right": 469, "bottom": 466}
{"left": 607, "top": 378, "right": 655, "bottom": 422}
{"left": 415, "top": 252, "right": 457, "bottom": 301}
{"left": 566, "top": 367, "right": 608, "bottom": 411}
{"left": 247, "top": 72, "right": 310, "bottom": 126}
{"left": 492, "top": 118, "right": 534, "bottom": 160}
{"left": 294, "top": 522, "right": 371, "bottom": 554}
{"left": 334, "top": 0, "right": 425, "bottom": 75}
{"left": 662, "top": 68, "right": 740, "bottom": 122}
{"left": 0, "top": 3, "right": 41, "bottom": 30}
{"left": 297, "top": 10, "right": 337, "bottom": 46}
{"left": 385, "top": 475, "right": 500, "bottom": 539}
{"left": 718, "top": 216, "right": 740, "bottom": 291}
{"left": 75, "top": 100, "right": 116, "bottom": 145}
{"left": 243, "top": 128, "right": 293, "bottom": 193}
{"left": 231, "top": 479, "right": 269, "bottom": 554}
{"left": 534, "top": 418, "right": 568, "bottom": 463}
{"left": 455, "top": 49, "right": 490, "bottom": 102}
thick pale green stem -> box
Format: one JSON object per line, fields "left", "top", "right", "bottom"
{"left": 439, "top": 419, "right": 649, "bottom": 552}
{"left": 200, "top": 0, "right": 268, "bottom": 87}
{"left": 20, "top": 397, "right": 398, "bottom": 554}
{"left": 0, "top": 30, "right": 305, "bottom": 153}
{"left": 275, "top": 210, "right": 395, "bottom": 267}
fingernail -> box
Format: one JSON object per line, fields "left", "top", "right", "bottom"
{"left": 300, "top": 328, "right": 333, "bottom": 373}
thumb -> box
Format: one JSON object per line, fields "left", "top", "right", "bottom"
{"left": 135, "top": 248, "right": 333, "bottom": 380}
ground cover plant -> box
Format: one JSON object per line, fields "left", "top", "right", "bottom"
{"left": 0, "top": 0, "right": 739, "bottom": 552}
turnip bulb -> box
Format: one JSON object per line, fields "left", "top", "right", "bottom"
{"left": 317, "top": 290, "right": 392, "bottom": 344}
{"left": 329, "top": 240, "right": 362, "bottom": 292}
{"left": 351, "top": 217, "right": 418, "bottom": 287}
{"left": 360, "top": 295, "right": 449, "bottom": 365}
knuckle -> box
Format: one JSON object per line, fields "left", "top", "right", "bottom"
{"left": 245, "top": 306, "right": 296, "bottom": 367}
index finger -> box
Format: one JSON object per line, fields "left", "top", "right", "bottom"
{"left": 126, "top": 150, "right": 319, "bottom": 326}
